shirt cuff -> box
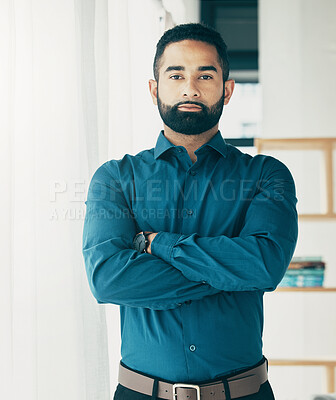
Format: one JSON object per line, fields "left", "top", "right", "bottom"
{"left": 151, "top": 232, "right": 181, "bottom": 264}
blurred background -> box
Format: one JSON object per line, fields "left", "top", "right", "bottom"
{"left": 1, "top": 1, "right": 336, "bottom": 399}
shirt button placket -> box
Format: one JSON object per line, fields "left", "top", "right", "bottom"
{"left": 185, "top": 170, "right": 197, "bottom": 216}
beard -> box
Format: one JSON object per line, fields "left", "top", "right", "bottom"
{"left": 157, "top": 92, "right": 224, "bottom": 135}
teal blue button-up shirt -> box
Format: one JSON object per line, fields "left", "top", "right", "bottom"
{"left": 82, "top": 130, "right": 298, "bottom": 382}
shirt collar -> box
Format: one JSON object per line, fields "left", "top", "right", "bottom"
{"left": 154, "top": 130, "right": 228, "bottom": 160}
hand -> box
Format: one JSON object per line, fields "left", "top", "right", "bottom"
{"left": 141, "top": 231, "right": 158, "bottom": 254}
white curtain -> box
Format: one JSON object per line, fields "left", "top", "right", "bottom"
{"left": 0, "top": 0, "right": 199, "bottom": 399}
{"left": 0, "top": 0, "right": 111, "bottom": 399}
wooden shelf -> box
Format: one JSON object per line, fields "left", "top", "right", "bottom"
{"left": 298, "top": 214, "right": 336, "bottom": 220}
{"left": 269, "top": 359, "right": 336, "bottom": 366}
{"left": 255, "top": 137, "right": 336, "bottom": 218}
{"left": 257, "top": 137, "right": 336, "bottom": 394}
{"left": 276, "top": 287, "right": 336, "bottom": 292}
{"left": 255, "top": 137, "right": 336, "bottom": 150}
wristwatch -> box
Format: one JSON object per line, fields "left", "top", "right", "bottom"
{"left": 133, "top": 232, "right": 152, "bottom": 253}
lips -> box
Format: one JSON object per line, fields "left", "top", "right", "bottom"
{"left": 177, "top": 104, "right": 203, "bottom": 112}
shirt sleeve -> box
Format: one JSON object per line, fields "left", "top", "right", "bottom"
{"left": 82, "top": 162, "right": 222, "bottom": 310}
{"left": 151, "top": 157, "right": 298, "bottom": 292}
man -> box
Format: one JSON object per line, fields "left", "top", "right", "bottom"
{"left": 83, "top": 23, "right": 298, "bottom": 400}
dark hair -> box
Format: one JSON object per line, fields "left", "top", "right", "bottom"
{"left": 153, "top": 23, "right": 230, "bottom": 82}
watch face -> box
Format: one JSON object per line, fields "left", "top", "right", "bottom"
{"left": 133, "top": 233, "right": 146, "bottom": 253}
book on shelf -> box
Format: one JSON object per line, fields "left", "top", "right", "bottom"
{"left": 279, "top": 256, "right": 326, "bottom": 288}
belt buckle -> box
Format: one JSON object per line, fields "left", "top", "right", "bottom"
{"left": 173, "top": 383, "right": 201, "bottom": 400}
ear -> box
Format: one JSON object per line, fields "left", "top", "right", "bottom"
{"left": 224, "top": 79, "right": 235, "bottom": 105}
{"left": 149, "top": 79, "right": 158, "bottom": 105}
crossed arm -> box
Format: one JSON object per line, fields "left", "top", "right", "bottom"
{"left": 82, "top": 159, "right": 298, "bottom": 310}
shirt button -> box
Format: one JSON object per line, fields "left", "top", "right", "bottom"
{"left": 189, "top": 345, "right": 196, "bottom": 352}
{"left": 190, "top": 170, "right": 196, "bottom": 176}
{"left": 177, "top": 148, "right": 183, "bottom": 153}
{"left": 187, "top": 209, "right": 193, "bottom": 215}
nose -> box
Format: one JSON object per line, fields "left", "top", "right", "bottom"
{"left": 182, "top": 78, "right": 200, "bottom": 98}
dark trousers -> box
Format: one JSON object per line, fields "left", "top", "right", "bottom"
{"left": 113, "top": 360, "right": 275, "bottom": 400}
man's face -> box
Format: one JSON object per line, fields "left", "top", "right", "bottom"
{"left": 149, "top": 40, "right": 233, "bottom": 135}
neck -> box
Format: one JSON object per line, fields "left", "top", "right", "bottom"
{"left": 163, "top": 124, "right": 219, "bottom": 159}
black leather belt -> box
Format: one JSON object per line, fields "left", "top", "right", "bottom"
{"left": 118, "top": 361, "right": 268, "bottom": 400}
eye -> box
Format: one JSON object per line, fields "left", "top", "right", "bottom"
{"left": 199, "top": 75, "right": 213, "bottom": 80}
{"left": 169, "top": 74, "right": 183, "bottom": 80}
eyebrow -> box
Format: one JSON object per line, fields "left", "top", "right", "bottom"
{"left": 164, "top": 65, "right": 218, "bottom": 73}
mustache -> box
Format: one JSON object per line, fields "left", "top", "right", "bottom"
{"left": 173, "top": 100, "right": 207, "bottom": 111}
